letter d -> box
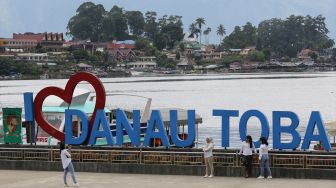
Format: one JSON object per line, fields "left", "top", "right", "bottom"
{"left": 65, "top": 109, "right": 88, "bottom": 145}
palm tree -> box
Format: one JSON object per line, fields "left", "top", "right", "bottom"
{"left": 189, "top": 23, "right": 200, "bottom": 41}
{"left": 195, "top": 18, "right": 205, "bottom": 44}
{"left": 217, "top": 24, "right": 226, "bottom": 43}
{"left": 203, "top": 27, "right": 211, "bottom": 44}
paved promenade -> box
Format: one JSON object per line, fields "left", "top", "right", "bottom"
{"left": 0, "top": 170, "right": 335, "bottom": 188}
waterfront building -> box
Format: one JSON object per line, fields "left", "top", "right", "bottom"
{"left": 176, "top": 58, "right": 195, "bottom": 70}
{"left": 241, "top": 62, "right": 260, "bottom": 70}
{"left": 128, "top": 56, "right": 157, "bottom": 69}
{"left": 229, "top": 62, "right": 242, "bottom": 70}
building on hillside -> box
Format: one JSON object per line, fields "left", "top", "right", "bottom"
{"left": 0, "top": 38, "right": 37, "bottom": 52}
{"left": 161, "top": 50, "right": 177, "bottom": 60}
{"left": 318, "top": 48, "right": 333, "bottom": 60}
{"left": 106, "top": 40, "right": 135, "bottom": 50}
{"left": 106, "top": 40, "right": 136, "bottom": 62}
{"left": 0, "top": 39, "right": 6, "bottom": 46}
{"left": 228, "top": 49, "right": 242, "bottom": 55}
{"left": 16, "top": 53, "right": 49, "bottom": 62}
{"left": 181, "top": 41, "right": 206, "bottom": 56}
{"left": 240, "top": 46, "right": 256, "bottom": 56}
{"left": 0, "top": 54, "right": 15, "bottom": 59}
{"left": 13, "top": 32, "right": 65, "bottom": 51}
{"left": 137, "top": 56, "right": 156, "bottom": 62}
{"left": 63, "top": 40, "right": 99, "bottom": 53}
{"left": 297, "top": 49, "right": 313, "bottom": 60}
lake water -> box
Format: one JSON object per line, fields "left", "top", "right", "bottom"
{"left": 1, "top": 72, "right": 336, "bottom": 148}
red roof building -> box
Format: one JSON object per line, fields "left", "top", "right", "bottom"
{"left": 106, "top": 43, "right": 135, "bottom": 50}
{"left": 12, "top": 32, "right": 65, "bottom": 51}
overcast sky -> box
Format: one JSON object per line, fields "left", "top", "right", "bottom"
{"left": 0, "top": 0, "right": 335, "bottom": 44}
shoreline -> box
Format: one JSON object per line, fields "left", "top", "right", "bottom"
{"left": 0, "top": 69, "right": 335, "bottom": 81}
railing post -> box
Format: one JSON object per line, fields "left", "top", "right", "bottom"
{"left": 80, "top": 150, "right": 83, "bottom": 162}
{"left": 139, "top": 149, "right": 142, "bottom": 164}
{"left": 50, "top": 150, "right": 53, "bottom": 162}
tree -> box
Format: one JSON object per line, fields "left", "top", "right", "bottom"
{"left": 222, "top": 26, "right": 246, "bottom": 49}
{"left": 72, "top": 50, "right": 89, "bottom": 63}
{"left": 242, "top": 22, "right": 257, "bottom": 46}
{"left": 247, "top": 51, "right": 265, "bottom": 62}
{"left": 108, "top": 6, "right": 129, "bottom": 40}
{"left": 158, "top": 15, "right": 184, "bottom": 49}
{"left": 189, "top": 23, "right": 200, "bottom": 41}
{"left": 308, "top": 51, "right": 318, "bottom": 62}
{"left": 256, "top": 15, "right": 334, "bottom": 58}
{"left": 179, "top": 43, "right": 185, "bottom": 52}
{"left": 126, "top": 11, "right": 145, "bottom": 37}
{"left": 216, "top": 24, "right": 226, "bottom": 44}
{"left": 195, "top": 18, "right": 205, "bottom": 44}
{"left": 144, "top": 11, "right": 158, "bottom": 41}
{"left": 176, "top": 51, "right": 181, "bottom": 60}
{"left": 0, "top": 57, "right": 42, "bottom": 77}
{"left": 67, "top": 2, "right": 106, "bottom": 42}
{"left": 135, "top": 38, "right": 158, "bottom": 56}
{"left": 203, "top": 27, "right": 211, "bottom": 44}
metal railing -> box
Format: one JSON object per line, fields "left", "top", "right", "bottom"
{"left": 1, "top": 147, "right": 336, "bottom": 170}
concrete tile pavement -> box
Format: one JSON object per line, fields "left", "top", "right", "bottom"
{"left": 0, "top": 170, "right": 335, "bottom": 188}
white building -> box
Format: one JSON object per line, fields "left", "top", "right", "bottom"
{"left": 16, "top": 53, "right": 48, "bottom": 62}
{"left": 128, "top": 56, "right": 157, "bottom": 69}
{"left": 127, "top": 61, "right": 157, "bottom": 69}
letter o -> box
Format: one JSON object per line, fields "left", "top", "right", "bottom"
{"left": 239, "top": 110, "right": 269, "bottom": 148}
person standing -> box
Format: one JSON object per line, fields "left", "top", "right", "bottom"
{"left": 60, "top": 143, "right": 79, "bottom": 187}
{"left": 203, "top": 137, "right": 214, "bottom": 178}
{"left": 258, "top": 137, "right": 272, "bottom": 179}
{"left": 239, "top": 135, "right": 256, "bottom": 178}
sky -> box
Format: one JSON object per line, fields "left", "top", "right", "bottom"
{"left": 0, "top": 0, "right": 336, "bottom": 44}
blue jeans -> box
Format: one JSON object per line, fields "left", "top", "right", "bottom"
{"left": 64, "top": 162, "right": 77, "bottom": 185}
{"left": 260, "top": 154, "right": 272, "bottom": 177}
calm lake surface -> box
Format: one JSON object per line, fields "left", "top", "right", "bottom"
{"left": 1, "top": 72, "right": 336, "bottom": 148}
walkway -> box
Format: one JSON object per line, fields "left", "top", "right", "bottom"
{"left": 0, "top": 170, "right": 335, "bottom": 188}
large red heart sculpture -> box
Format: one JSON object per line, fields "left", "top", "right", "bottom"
{"left": 34, "top": 72, "right": 106, "bottom": 142}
